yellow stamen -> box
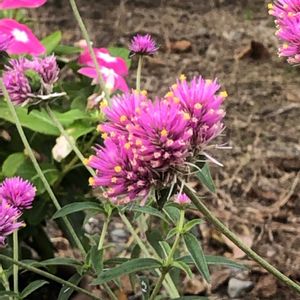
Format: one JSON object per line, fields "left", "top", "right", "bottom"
{"left": 89, "top": 177, "right": 95, "bottom": 186}
{"left": 101, "top": 133, "right": 108, "bottom": 140}
{"left": 135, "top": 139, "right": 142, "bottom": 146}
{"left": 97, "top": 124, "right": 104, "bottom": 132}
{"left": 171, "top": 83, "right": 178, "bottom": 89}
{"left": 183, "top": 112, "right": 190, "bottom": 120}
{"left": 173, "top": 97, "right": 180, "bottom": 104}
{"left": 267, "top": 3, "right": 273, "bottom": 9}
{"left": 114, "top": 165, "right": 122, "bottom": 173}
{"left": 111, "top": 177, "right": 117, "bottom": 183}
{"left": 141, "top": 90, "right": 148, "bottom": 96}
{"left": 83, "top": 157, "right": 91, "bottom": 165}
{"left": 124, "top": 142, "right": 131, "bottom": 149}
{"left": 220, "top": 91, "right": 228, "bottom": 98}
{"left": 206, "top": 79, "right": 212, "bottom": 84}
{"left": 160, "top": 129, "right": 168, "bottom": 137}
{"left": 194, "top": 103, "right": 202, "bottom": 110}
{"left": 283, "top": 43, "right": 289, "bottom": 49}
{"left": 120, "top": 115, "right": 127, "bottom": 122}
{"left": 179, "top": 74, "right": 186, "bottom": 81}
{"left": 165, "top": 91, "right": 174, "bottom": 98}
{"left": 100, "top": 99, "right": 108, "bottom": 109}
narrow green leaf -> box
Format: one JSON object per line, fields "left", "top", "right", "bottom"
{"left": 146, "top": 229, "right": 164, "bottom": 258}
{"left": 172, "top": 261, "right": 193, "bottom": 278}
{"left": 54, "top": 45, "right": 82, "bottom": 56}
{"left": 166, "top": 228, "right": 178, "bottom": 240}
{"left": 58, "top": 273, "right": 81, "bottom": 300}
{"left": 20, "top": 280, "right": 48, "bottom": 298}
{"left": 183, "top": 232, "right": 210, "bottom": 282}
{"left": 92, "top": 258, "right": 162, "bottom": 285}
{"left": 0, "top": 291, "right": 19, "bottom": 298}
{"left": 2, "top": 152, "right": 26, "bottom": 177}
{"left": 128, "top": 205, "right": 169, "bottom": 223}
{"left": 159, "top": 241, "right": 171, "bottom": 258}
{"left": 173, "top": 297, "right": 209, "bottom": 300}
{"left": 196, "top": 163, "right": 215, "bottom": 193}
{"left": 42, "top": 257, "right": 82, "bottom": 267}
{"left": 41, "top": 31, "right": 62, "bottom": 54}
{"left": 183, "top": 219, "right": 203, "bottom": 233}
{"left": 89, "top": 246, "right": 103, "bottom": 274}
{"left": 52, "top": 202, "right": 103, "bottom": 219}
{"left": 163, "top": 205, "right": 180, "bottom": 225}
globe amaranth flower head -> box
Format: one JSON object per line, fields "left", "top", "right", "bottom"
{"left": 268, "top": 1, "right": 300, "bottom": 63}
{"left": 2, "top": 55, "right": 60, "bottom": 105}
{"left": 0, "top": 201, "right": 23, "bottom": 246}
{"left": 166, "top": 75, "right": 226, "bottom": 152}
{"left": 174, "top": 193, "right": 191, "bottom": 205}
{"left": 129, "top": 34, "right": 158, "bottom": 57}
{"left": 0, "top": 177, "right": 36, "bottom": 211}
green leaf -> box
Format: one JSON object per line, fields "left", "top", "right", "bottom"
{"left": 92, "top": 258, "right": 162, "bottom": 285}
{"left": 87, "top": 246, "right": 103, "bottom": 274}
{"left": 108, "top": 47, "right": 131, "bottom": 68}
{"left": 196, "top": 163, "right": 215, "bottom": 193}
{"left": 172, "top": 261, "right": 193, "bottom": 278}
{"left": 52, "top": 202, "right": 103, "bottom": 219}
{"left": 183, "top": 232, "right": 210, "bottom": 282}
{"left": 159, "top": 241, "right": 171, "bottom": 258}
{"left": 173, "top": 297, "right": 209, "bottom": 300}
{"left": 183, "top": 219, "right": 203, "bottom": 233}
{"left": 20, "top": 280, "right": 48, "bottom": 298}
{"left": 166, "top": 228, "right": 178, "bottom": 240}
{"left": 163, "top": 204, "right": 180, "bottom": 225}
{"left": 0, "top": 291, "right": 19, "bottom": 298}
{"left": 146, "top": 229, "right": 164, "bottom": 258}
{"left": 54, "top": 45, "right": 82, "bottom": 56}
{"left": 58, "top": 273, "right": 81, "bottom": 300}
{"left": 2, "top": 152, "right": 26, "bottom": 177}
{"left": 127, "top": 205, "right": 169, "bottom": 223}
{"left": 42, "top": 31, "right": 62, "bottom": 54}
{"left": 41, "top": 257, "right": 82, "bottom": 267}
{"left": 66, "top": 121, "right": 94, "bottom": 140}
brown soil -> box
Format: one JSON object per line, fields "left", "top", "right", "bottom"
{"left": 35, "top": 0, "right": 300, "bottom": 299}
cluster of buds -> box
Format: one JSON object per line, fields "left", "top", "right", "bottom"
{"left": 2, "top": 55, "right": 60, "bottom": 106}
{"left": 269, "top": 1, "right": 300, "bottom": 63}
{"left": 0, "top": 177, "right": 36, "bottom": 246}
{"left": 87, "top": 74, "right": 227, "bottom": 205}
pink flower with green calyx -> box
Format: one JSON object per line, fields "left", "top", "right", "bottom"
{"left": 129, "top": 34, "right": 158, "bottom": 57}
{"left": 174, "top": 193, "right": 191, "bottom": 205}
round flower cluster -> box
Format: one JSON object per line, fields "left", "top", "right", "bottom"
{"left": 0, "top": 177, "right": 36, "bottom": 246}
{"left": 269, "top": 1, "right": 300, "bottom": 63}
{"left": 129, "top": 34, "right": 158, "bottom": 57}
{"left": 88, "top": 75, "right": 227, "bottom": 205}
{"left": 2, "top": 55, "right": 59, "bottom": 105}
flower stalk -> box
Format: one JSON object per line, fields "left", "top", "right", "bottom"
{"left": 12, "top": 231, "right": 18, "bottom": 298}
{"left": 182, "top": 181, "right": 300, "bottom": 294}
{"left": 136, "top": 56, "right": 143, "bottom": 91}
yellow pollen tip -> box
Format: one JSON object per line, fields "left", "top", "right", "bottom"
{"left": 114, "top": 165, "right": 122, "bottom": 173}
{"left": 141, "top": 90, "right": 148, "bottom": 96}
{"left": 171, "top": 83, "right": 178, "bottom": 89}
{"left": 194, "top": 103, "right": 202, "bottom": 110}
{"left": 183, "top": 112, "right": 190, "bottom": 120}
{"left": 179, "top": 74, "right": 186, "bottom": 81}
{"left": 100, "top": 99, "right": 108, "bottom": 109}
{"left": 173, "top": 97, "right": 180, "bottom": 104}
{"left": 89, "top": 177, "right": 95, "bottom": 186}
{"left": 206, "top": 79, "right": 212, "bottom": 84}
{"left": 135, "top": 139, "right": 142, "bottom": 146}
{"left": 124, "top": 142, "right": 131, "bottom": 149}
{"left": 101, "top": 133, "right": 108, "bottom": 140}
{"left": 267, "top": 3, "right": 273, "bottom": 9}
{"left": 83, "top": 157, "right": 90, "bottom": 165}
{"left": 165, "top": 91, "right": 174, "bottom": 98}
{"left": 160, "top": 129, "right": 168, "bottom": 137}
{"left": 120, "top": 115, "right": 127, "bottom": 122}
{"left": 220, "top": 91, "right": 228, "bottom": 98}
{"left": 283, "top": 43, "right": 289, "bottom": 49}
{"left": 111, "top": 177, "right": 117, "bottom": 183}
{"left": 97, "top": 125, "right": 104, "bottom": 132}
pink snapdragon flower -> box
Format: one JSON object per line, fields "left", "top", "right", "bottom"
{"left": 129, "top": 34, "right": 158, "bottom": 56}
{"left": 0, "top": 0, "right": 46, "bottom": 9}
{"left": 0, "top": 19, "right": 45, "bottom": 55}
{"left": 0, "top": 177, "right": 36, "bottom": 211}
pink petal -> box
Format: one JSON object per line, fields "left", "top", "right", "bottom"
{"left": 0, "top": 0, "right": 46, "bottom": 9}
{"left": 0, "top": 19, "right": 45, "bottom": 55}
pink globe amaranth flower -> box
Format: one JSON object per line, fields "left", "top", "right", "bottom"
{"left": 79, "top": 47, "right": 128, "bottom": 76}
{"left": 0, "top": 201, "right": 23, "bottom": 246}
{"left": 0, "top": 177, "right": 36, "bottom": 211}
{"left": 130, "top": 99, "right": 193, "bottom": 171}
{"left": 129, "top": 34, "right": 158, "bottom": 56}
{"left": 33, "top": 55, "right": 59, "bottom": 85}
{"left": 78, "top": 66, "right": 128, "bottom": 93}
{"left": 268, "top": 1, "right": 300, "bottom": 18}
{"left": 0, "top": 0, "right": 46, "bottom": 9}
{"left": 174, "top": 193, "right": 191, "bottom": 205}
{"left": 167, "top": 76, "right": 226, "bottom": 150}
{"left": 0, "top": 19, "right": 45, "bottom": 56}
{"left": 0, "top": 31, "right": 13, "bottom": 51}
{"left": 88, "top": 138, "right": 153, "bottom": 204}
{"left": 2, "top": 68, "right": 32, "bottom": 105}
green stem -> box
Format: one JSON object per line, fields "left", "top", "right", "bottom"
{"left": 68, "top": 0, "right": 110, "bottom": 99}
{"left": 12, "top": 231, "right": 18, "bottom": 299}
{"left": 0, "top": 255, "right": 99, "bottom": 300}
{"left": 0, "top": 80, "right": 86, "bottom": 256}
{"left": 149, "top": 210, "right": 185, "bottom": 300}
{"left": 136, "top": 56, "right": 143, "bottom": 91}
{"left": 0, "top": 264, "right": 10, "bottom": 294}
{"left": 103, "top": 283, "right": 118, "bottom": 300}
{"left": 120, "top": 213, "right": 179, "bottom": 298}
{"left": 182, "top": 182, "right": 300, "bottom": 294}
{"left": 97, "top": 216, "right": 110, "bottom": 251}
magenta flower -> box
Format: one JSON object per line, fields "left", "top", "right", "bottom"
{"left": 0, "top": 201, "right": 23, "bottom": 246}
{"left": 88, "top": 138, "right": 153, "bottom": 204}
{"left": 33, "top": 55, "right": 59, "bottom": 85}
{"left": 174, "top": 193, "right": 191, "bottom": 205}
{"left": 78, "top": 66, "right": 128, "bottom": 93}
{"left": 0, "top": 32, "right": 13, "bottom": 51}
{"left": 131, "top": 100, "right": 192, "bottom": 171}
{"left": 79, "top": 47, "right": 128, "bottom": 76}
{"left": 129, "top": 34, "right": 158, "bottom": 56}
{"left": 167, "top": 76, "right": 226, "bottom": 150}
{"left": 268, "top": 1, "right": 300, "bottom": 18}
{"left": 0, "top": 177, "right": 36, "bottom": 211}
{"left": 0, "top": 0, "right": 46, "bottom": 9}
{"left": 0, "top": 19, "right": 45, "bottom": 56}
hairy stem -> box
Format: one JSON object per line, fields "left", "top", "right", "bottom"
{"left": 182, "top": 182, "right": 300, "bottom": 294}
{"left": 68, "top": 0, "right": 110, "bottom": 99}
{"left": 0, "top": 255, "right": 99, "bottom": 300}
{"left": 97, "top": 216, "right": 110, "bottom": 251}
{"left": 0, "top": 80, "right": 86, "bottom": 256}
{"left": 12, "top": 231, "right": 18, "bottom": 299}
